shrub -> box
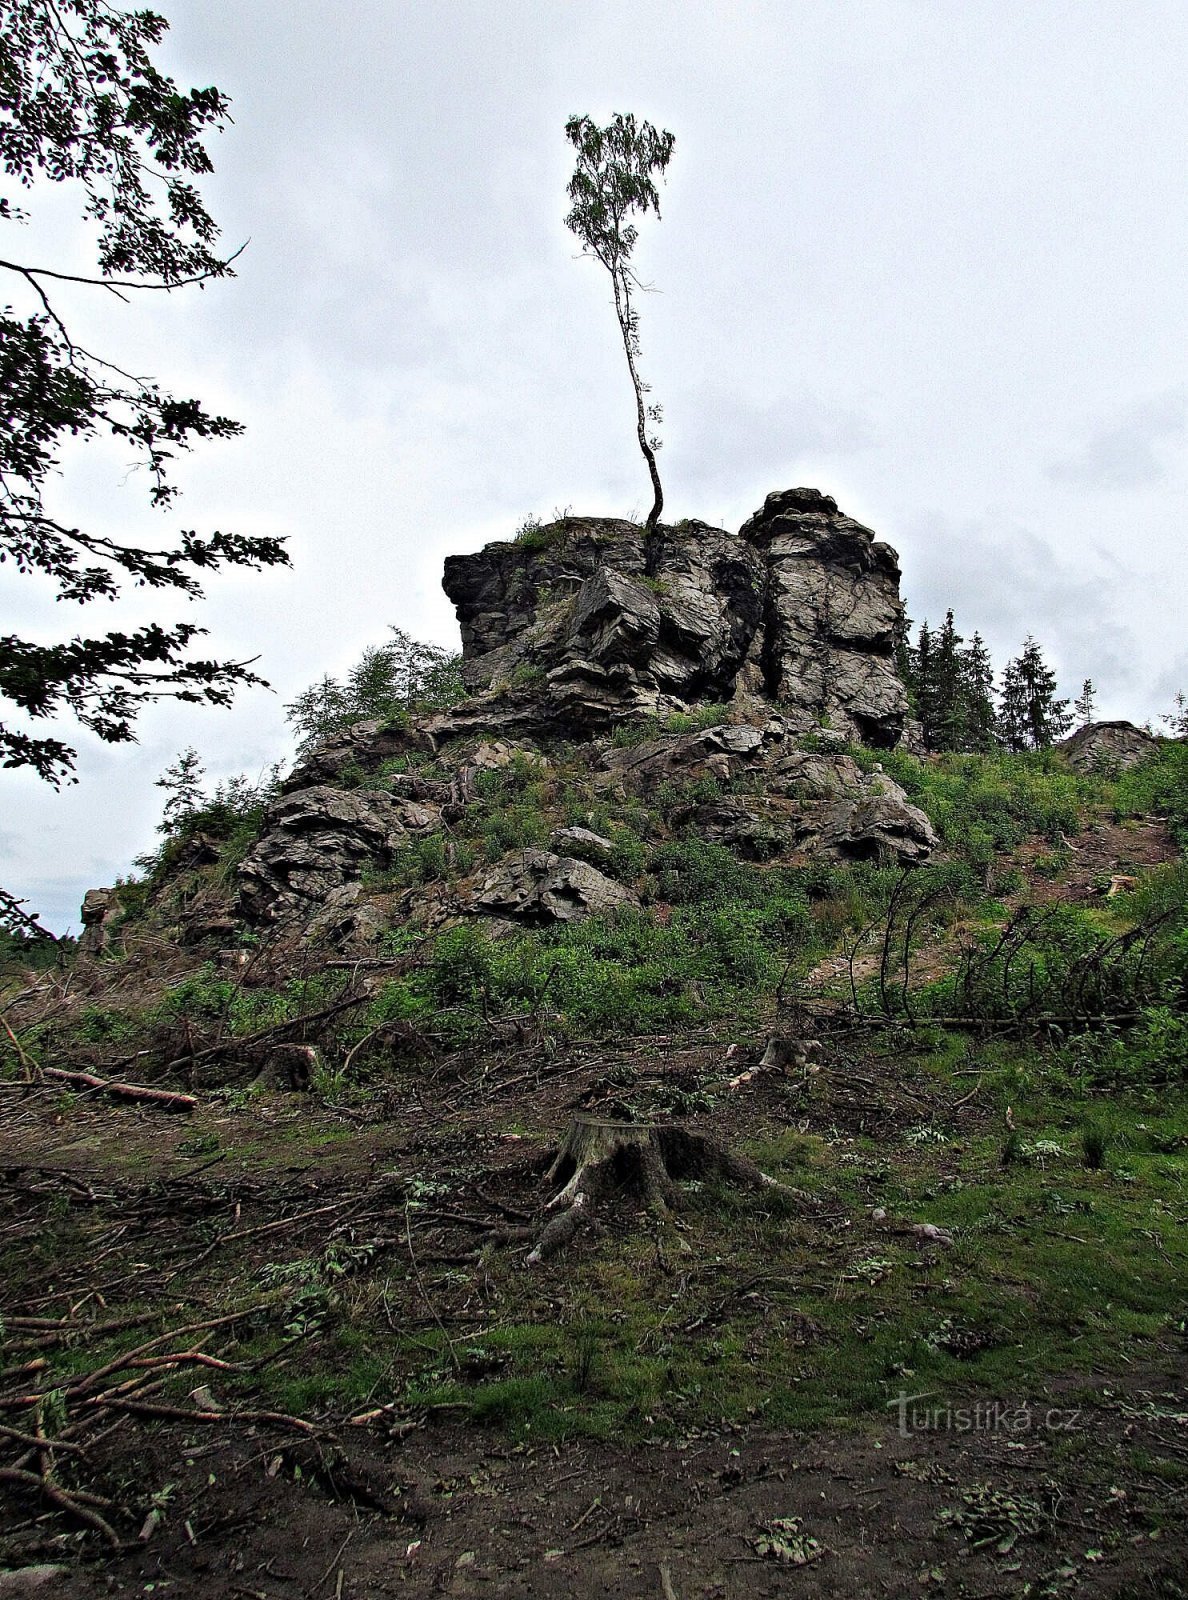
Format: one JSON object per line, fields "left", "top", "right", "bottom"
{"left": 286, "top": 627, "right": 465, "bottom": 757}
{"left": 1114, "top": 743, "right": 1188, "bottom": 845}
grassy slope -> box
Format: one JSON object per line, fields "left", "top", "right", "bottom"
{"left": 2, "top": 739, "right": 1187, "bottom": 1459}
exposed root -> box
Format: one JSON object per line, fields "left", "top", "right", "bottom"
{"left": 525, "top": 1116, "right": 789, "bottom": 1266}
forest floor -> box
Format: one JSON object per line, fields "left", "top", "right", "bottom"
{"left": 2, "top": 1016, "right": 1187, "bottom": 1600}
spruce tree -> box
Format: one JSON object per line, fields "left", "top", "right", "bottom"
{"left": 1075, "top": 678, "right": 1097, "bottom": 726}
{"left": 999, "top": 637, "right": 1072, "bottom": 750}
{"left": 932, "top": 611, "right": 966, "bottom": 751}
{"left": 997, "top": 656, "right": 1029, "bottom": 752}
{"left": 960, "top": 632, "right": 998, "bottom": 751}
{"left": 914, "top": 620, "right": 938, "bottom": 750}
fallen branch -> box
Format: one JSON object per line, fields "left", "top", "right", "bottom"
{"left": 0, "top": 1465, "right": 119, "bottom": 1546}
{"left": 163, "top": 991, "right": 370, "bottom": 1075}
{"left": 41, "top": 1066, "right": 197, "bottom": 1113}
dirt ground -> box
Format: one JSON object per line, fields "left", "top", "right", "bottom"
{"left": 7, "top": 1366, "right": 1188, "bottom": 1598}
{"left": 3, "top": 1072, "right": 1187, "bottom": 1600}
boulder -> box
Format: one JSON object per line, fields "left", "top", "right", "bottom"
{"left": 439, "top": 493, "right": 909, "bottom": 746}
{"left": 471, "top": 849, "right": 635, "bottom": 925}
{"left": 812, "top": 780, "right": 939, "bottom": 865}
{"left": 1057, "top": 720, "right": 1159, "bottom": 773}
{"left": 237, "top": 786, "right": 440, "bottom": 931}
{"left": 549, "top": 825, "right": 617, "bottom": 866}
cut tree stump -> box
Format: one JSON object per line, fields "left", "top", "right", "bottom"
{"left": 525, "top": 1115, "right": 788, "bottom": 1266}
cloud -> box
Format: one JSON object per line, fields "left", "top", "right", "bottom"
{"left": 899, "top": 512, "right": 1139, "bottom": 695}
{"left": 1047, "top": 389, "right": 1186, "bottom": 489}
{"left": 672, "top": 386, "right": 878, "bottom": 503}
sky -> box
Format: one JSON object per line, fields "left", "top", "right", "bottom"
{"left": 4, "top": 0, "right": 1187, "bottom": 932}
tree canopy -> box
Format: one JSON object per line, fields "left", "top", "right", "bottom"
{"left": 285, "top": 627, "right": 465, "bottom": 757}
{"left": 564, "top": 112, "right": 675, "bottom": 535}
{"left": 0, "top": 0, "right": 288, "bottom": 785}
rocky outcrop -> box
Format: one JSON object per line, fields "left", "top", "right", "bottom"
{"left": 237, "top": 786, "right": 440, "bottom": 930}
{"left": 165, "top": 489, "right": 933, "bottom": 945}
{"left": 78, "top": 887, "right": 121, "bottom": 956}
{"left": 470, "top": 849, "right": 636, "bottom": 925}
{"left": 738, "top": 488, "right": 908, "bottom": 746}
{"left": 1057, "top": 720, "right": 1159, "bottom": 773}
{"left": 439, "top": 492, "right": 909, "bottom": 747}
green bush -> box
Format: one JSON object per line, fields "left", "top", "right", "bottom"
{"left": 1114, "top": 743, "right": 1188, "bottom": 844}
{"left": 876, "top": 750, "right": 1094, "bottom": 868}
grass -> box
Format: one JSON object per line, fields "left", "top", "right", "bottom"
{"left": 5, "top": 1016, "right": 1185, "bottom": 1458}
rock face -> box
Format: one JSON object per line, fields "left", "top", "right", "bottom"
{"left": 443, "top": 517, "right": 765, "bottom": 728}
{"left": 738, "top": 489, "right": 909, "bottom": 747}
{"left": 441, "top": 492, "right": 909, "bottom": 746}
{"left": 237, "top": 786, "right": 440, "bottom": 930}
{"left": 1057, "top": 720, "right": 1158, "bottom": 773}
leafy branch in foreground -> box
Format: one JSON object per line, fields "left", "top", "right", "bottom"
{"left": 0, "top": 0, "right": 289, "bottom": 783}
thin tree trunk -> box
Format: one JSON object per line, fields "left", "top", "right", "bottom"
{"left": 610, "top": 267, "right": 663, "bottom": 535}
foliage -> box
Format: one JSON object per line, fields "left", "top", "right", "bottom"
{"left": 998, "top": 636, "right": 1073, "bottom": 752}
{"left": 875, "top": 748, "right": 1090, "bottom": 872}
{"left": 0, "top": 884, "right": 58, "bottom": 947}
{"left": 135, "top": 746, "right": 281, "bottom": 876}
{"left": 564, "top": 112, "right": 675, "bottom": 534}
{"left": 1113, "top": 741, "right": 1188, "bottom": 844}
{"left": 285, "top": 627, "right": 464, "bottom": 757}
{"left": 0, "top": 0, "right": 289, "bottom": 783}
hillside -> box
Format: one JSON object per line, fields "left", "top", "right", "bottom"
{"left": 2, "top": 492, "right": 1187, "bottom": 1598}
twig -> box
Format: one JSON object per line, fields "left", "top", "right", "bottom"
{"left": 405, "top": 1201, "right": 460, "bottom": 1372}
{"left": 0, "top": 1012, "right": 39, "bottom": 1077}
{"left": 300, "top": 1530, "right": 354, "bottom": 1600}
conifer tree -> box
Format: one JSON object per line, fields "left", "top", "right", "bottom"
{"left": 914, "top": 620, "right": 938, "bottom": 750}
{"left": 1075, "top": 678, "right": 1097, "bottom": 726}
{"left": 998, "top": 637, "right": 1072, "bottom": 750}
{"left": 932, "top": 610, "right": 966, "bottom": 751}
{"left": 959, "top": 632, "right": 998, "bottom": 752}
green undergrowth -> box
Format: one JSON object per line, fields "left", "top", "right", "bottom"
{"left": 864, "top": 748, "right": 1101, "bottom": 875}
{"left": 220, "top": 1035, "right": 1188, "bottom": 1442}
{"left": 5, "top": 1025, "right": 1186, "bottom": 1453}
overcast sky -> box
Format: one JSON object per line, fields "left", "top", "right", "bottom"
{"left": 5, "top": 0, "right": 1187, "bottom": 932}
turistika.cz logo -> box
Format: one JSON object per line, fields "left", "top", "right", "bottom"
{"left": 888, "top": 1391, "right": 1082, "bottom": 1438}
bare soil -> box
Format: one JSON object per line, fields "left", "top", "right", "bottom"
{"left": 2, "top": 1057, "right": 1187, "bottom": 1600}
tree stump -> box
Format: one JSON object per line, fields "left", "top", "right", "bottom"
{"left": 525, "top": 1115, "right": 787, "bottom": 1266}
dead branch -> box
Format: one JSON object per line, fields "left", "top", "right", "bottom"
{"left": 40, "top": 1065, "right": 197, "bottom": 1112}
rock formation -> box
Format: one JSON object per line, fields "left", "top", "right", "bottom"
{"left": 441, "top": 488, "right": 910, "bottom": 746}
{"left": 1057, "top": 720, "right": 1159, "bottom": 773}
{"left": 81, "top": 490, "right": 938, "bottom": 948}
